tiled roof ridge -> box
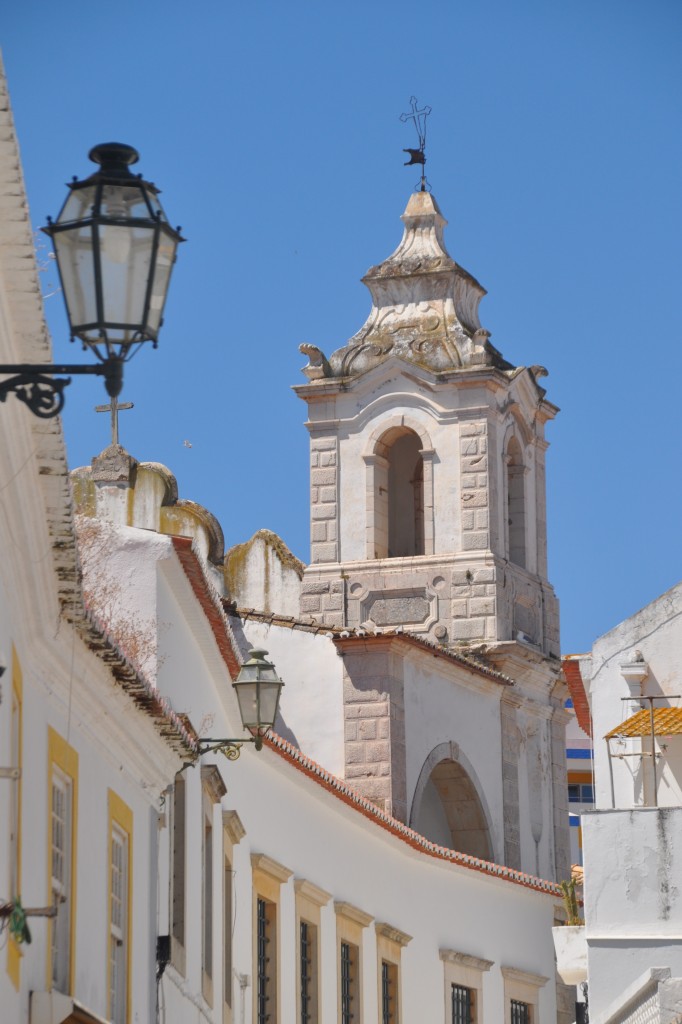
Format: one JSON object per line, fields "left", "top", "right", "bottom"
{"left": 229, "top": 605, "right": 513, "bottom": 686}
{"left": 172, "top": 536, "right": 242, "bottom": 678}
{"left": 73, "top": 601, "right": 198, "bottom": 757}
{"left": 562, "top": 656, "right": 592, "bottom": 738}
{"left": 265, "top": 731, "right": 561, "bottom": 897}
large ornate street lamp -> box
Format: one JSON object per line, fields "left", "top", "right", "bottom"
{"left": 0, "top": 143, "right": 183, "bottom": 418}
{"left": 189, "top": 649, "right": 285, "bottom": 766}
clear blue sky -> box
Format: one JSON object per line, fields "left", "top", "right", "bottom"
{"left": 3, "top": 1, "right": 681, "bottom": 654}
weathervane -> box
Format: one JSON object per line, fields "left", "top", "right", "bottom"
{"left": 400, "top": 96, "right": 432, "bottom": 192}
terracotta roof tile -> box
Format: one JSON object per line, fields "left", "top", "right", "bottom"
{"left": 563, "top": 657, "right": 592, "bottom": 737}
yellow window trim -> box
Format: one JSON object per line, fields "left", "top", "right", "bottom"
{"left": 7, "top": 647, "right": 23, "bottom": 990}
{"left": 107, "top": 789, "right": 133, "bottom": 1024}
{"left": 46, "top": 726, "right": 79, "bottom": 995}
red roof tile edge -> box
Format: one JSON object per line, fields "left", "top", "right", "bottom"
{"left": 563, "top": 657, "right": 592, "bottom": 738}
{"left": 171, "top": 535, "right": 242, "bottom": 679}
{"left": 265, "top": 731, "right": 562, "bottom": 898}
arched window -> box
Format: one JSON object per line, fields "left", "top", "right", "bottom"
{"left": 387, "top": 431, "right": 424, "bottom": 558}
{"left": 506, "top": 436, "right": 526, "bottom": 568}
{"left": 370, "top": 428, "right": 425, "bottom": 559}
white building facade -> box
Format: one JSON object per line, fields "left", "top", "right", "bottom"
{"left": 559, "top": 584, "right": 682, "bottom": 1023}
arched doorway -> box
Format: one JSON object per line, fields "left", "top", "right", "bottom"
{"left": 410, "top": 743, "right": 494, "bottom": 861}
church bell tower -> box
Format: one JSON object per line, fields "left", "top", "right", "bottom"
{"left": 295, "top": 190, "right": 560, "bottom": 663}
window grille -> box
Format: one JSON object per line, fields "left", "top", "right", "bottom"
{"left": 257, "top": 897, "right": 272, "bottom": 1024}
{"left": 382, "top": 960, "right": 397, "bottom": 1024}
{"left": 511, "top": 999, "right": 530, "bottom": 1024}
{"left": 224, "top": 859, "right": 233, "bottom": 1009}
{"left": 171, "top": 776, "right": 186, "bottom": 948}
{"left": 203, "top": 816, "right": 213, "bottom": 980}
{"left": 300, "top": 920, "right": 312, "bottom": 1024}
{"left": 451, "top": 984, "right": 473, "bottom": 1024}
{"left": 51, "top": 768, "right": 72, "bottom": 992}
{"left": 109, "top": 824, "right": 128, "bottom": 1024}
{"left": 341, "top": 941, "right": 356, "bottom": 1024}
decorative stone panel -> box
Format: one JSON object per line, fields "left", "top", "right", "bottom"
{"left": 361, "top": 587, "right": 437, "bottom": 630}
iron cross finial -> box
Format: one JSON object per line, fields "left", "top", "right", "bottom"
{"left": 95, "top": 395, "right": 134, "bottom": 446}
{"left": 400, "top": 96, "right": 432, "bottom": 191}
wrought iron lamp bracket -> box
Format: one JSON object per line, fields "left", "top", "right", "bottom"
{"left": 179, "top": 735, "right": 263, "bottom": 773}
{"left": 0, "top": 360, "right": 122, "bottom": 419}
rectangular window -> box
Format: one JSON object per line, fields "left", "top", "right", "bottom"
{"left": 108, "top": 791, "right": 132, "bottom": 1024}
{"left": 202, "top": 808, "right": 213, "bottom": 1001}
{"left": 110, "top": 825, "right": 128, "bottom": 1024}
{"left": 47, "top": 728, "right": 78, "bottom": 996}
{"left": 257, "top": 897, "right": 276, "bottom": 1024}
{"left": 336, "top": 901, "right": 372, "bottom": 1024}
{"left": 295, "top": 879, "right": 330, "bottom": 1024}
{"left": 224, "top": 855, "right": 233, "bottom": 1015}
{"left": 7, "top": 651, "right": 23, "bottom": 991}
{"left": 223, "top": 808, "right": 245, "bottom": 1024}
{"left": 452, "top": 984, "right": 474, "bottom": 1024}
{"left": 300, "top": 919, "right": 318, "bottom": 1024}
{"left": 252, "top": 853, "right": 292, "bottom": 1024}
{"left": 440, "top": 949, "right": 492, "bottom": 1024}
{"left": 502, "top": 966, "right": 546, "bottom": 1024}
{"left": 171, "top": 774, "right": 186, "bottom": 973}
{"left": 340, "top": 941, "right": 359, "bottom": 1024}
{"left": 568, "top": 784, "right": 593, "bottom": 804}
{"left": 381, "top": 960, "right": 398, "bottom": 1024}
{"left": 51, "top": 768, "right": 73, "bottom": 991}
{"left": 511, "top": 1000, "right": 530, "bottom": 1024}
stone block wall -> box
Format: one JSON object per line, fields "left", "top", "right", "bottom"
{"left": 310, "top": 434, "right": 339, "bottom": 565}
{"left": 340, "top": 645, "right": 407, "bottom": 823}
{"left": 501, "top": 692, "right": 522, "bottom": 870}
{"left": 450, "top": 565, "right": 498, "bottom": 642}
{"left": 300, "top": 575, "right": 345, "bottom": 624}
{"left": 459, "top": 420, "right": 490, "bottom": 553}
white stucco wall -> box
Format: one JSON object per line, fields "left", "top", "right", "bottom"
{"left": 586, "top": 582, "right": 682, "bottom": 810}
{"left": 583, "top": 806, "right": 682, "bottom": 1020}
{"left": 241, "top": 620, "right": 346, "bottom": 776}
{"left": 214, "top": 739, "right": 559, "bottom": 1024}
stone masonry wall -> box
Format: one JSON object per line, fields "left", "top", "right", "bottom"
{"left": 309, "top": 434, "right": 339, "bottom": 565}
{"left": 450, "top": 565, "right": 498, "bottom": 642}
{"left": 500, "top": 692, "right": 522, "bottom": 870}
{"left": 551, "top": 699, "right": 572, "bottom": 882}
{"left": 341, "top": 646, "right": 407, "bottom": 822}
{"left": 459, "top": 420, "right": 490, "bottom": 553}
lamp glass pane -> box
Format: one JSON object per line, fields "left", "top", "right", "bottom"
{"left": 57, "top": 185, "right": 96, "bottom": 225}
{"left": 98, "top": 224, "right": 155, "bottom": 344}
{"left": 100, "top": 183, "right": 152, "bottom": 220}
{"left": 256, "top": 681, "right": 281, "bottom": 729}
{"left": 237, "top": 665, "right": 260, "bottom": 682}
{"left": 147, "top": 231, "right": 178, "bottom": 333}
{"left": 234, "top": 681, "right": 259, "bottom": 730}
{"left": 53, "top": 224, "right": 98, "bottom": 331}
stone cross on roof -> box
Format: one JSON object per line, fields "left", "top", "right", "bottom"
{"left": 95, "top": 396, "right": 133, "bottom": 447}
